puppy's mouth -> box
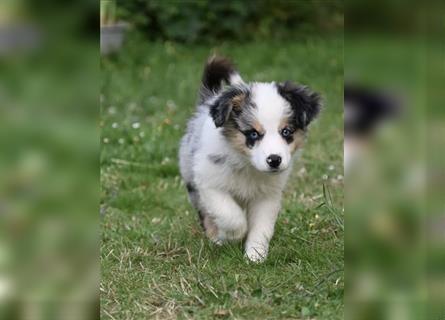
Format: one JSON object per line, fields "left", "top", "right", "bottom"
{"left": 255, "top": 166, "right": 287, "bottom": 174}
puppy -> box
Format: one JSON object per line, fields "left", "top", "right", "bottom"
{"left": 179, "top": 56, "right": 322, "bottom": 262}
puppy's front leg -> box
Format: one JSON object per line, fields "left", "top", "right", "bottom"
{"left": 199, "top": 189, "right": 247, "bottom": 243}
{"left": 245, "top": 196, "right": 281, "bottom": 262}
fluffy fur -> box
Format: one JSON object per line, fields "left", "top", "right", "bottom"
{"left": 179, "top": 56, "right": 322, "bottom": 262}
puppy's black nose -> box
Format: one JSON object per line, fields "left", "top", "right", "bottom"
{"left": 266, "top": 154, "right": 282, "bottom": 169}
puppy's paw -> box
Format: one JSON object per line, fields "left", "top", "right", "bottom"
{"left": 245, "top": 246, "right": 268, "bottom": 263}
{"left": 224, "top": 221, "right": 247, "bottom": 241}
{"left": 211, "top": 238, "right": 224, "bottom": 246}
{"left": 216, "top": 217, "right": 247, "bottom": 241}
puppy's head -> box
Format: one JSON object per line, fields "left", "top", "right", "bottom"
{"left": 209, "top": 81, "right": 321, "bottom": 173}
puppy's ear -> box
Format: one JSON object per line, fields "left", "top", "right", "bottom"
{"left": 209, "top": 86, "right": 249, "bottom": 127}
{"left": 277, "top": 81, "right": 322, "bottom": 128}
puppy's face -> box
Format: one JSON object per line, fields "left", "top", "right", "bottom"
{"left": 210, "top": 82, "right": 321, "bottom": 173}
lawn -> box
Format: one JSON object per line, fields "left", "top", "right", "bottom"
{"left": 100, "top": 36, "right": 344, "bottom": 319}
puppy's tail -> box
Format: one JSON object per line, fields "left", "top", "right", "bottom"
{"left": 199, "top": 55, "right": 244, "bottom": 103}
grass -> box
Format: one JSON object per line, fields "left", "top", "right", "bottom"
{"left": 100, "top": 36, "right": 343, "bottom": 319}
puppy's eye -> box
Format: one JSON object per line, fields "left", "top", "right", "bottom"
{"left": 248, "top": 130, "right": 259, "bottom": 140}
{"left": 281, "top": 128, "right": 293, "bottom": 138}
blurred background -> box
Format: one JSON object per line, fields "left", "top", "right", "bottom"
{"left": 101, "top": 0, "right": 342, "bottom": 45}
{"left": 345, "top": 1, "right": 445, "bottom": 319}
{"left": 0, "top": 0, "right": 98, "bottom": 319}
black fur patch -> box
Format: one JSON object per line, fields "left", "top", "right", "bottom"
{"left": 186, "top": 182, "right": 196, "bottom": 193}
{"left": 243, "top": 130, "right": 263, "bottom": 148}
{"left": 277, "top": 81, "right": 322, "bottom": 129}
{"left": 245, "top": 135, "right": 257, "bottom": 149}
{"left": 200, "top": 56, "right": 236, "bottom": 103}
{"left": 208, "top": 154, "right": 227, "bottom": 165}
{"left": 197, "top": 210, "right": 205, "bottom": 229}
{"left": 281, "top": 128, "right": 296, "bottom": 144}
{"left": 185, "top": 182, "right": 205, "bottom": 229}
{"left": 209, "top": 85, "right": 251, "bottom": 127}
{"left": 283, "top": 137, "right": 293, "bottom": 144}
{"left": 345, "top": 85, "right": 400, "bottom": 136}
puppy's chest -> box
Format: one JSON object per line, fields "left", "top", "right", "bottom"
{"left": 218, "top": 167, "right": 284, "bottom": 201}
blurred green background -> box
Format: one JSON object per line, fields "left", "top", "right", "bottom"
{"left": 111, "top": 0, "right": 343, "bottom": 42}
{"left": 344, "top": 2, "right": 445, "bottom": 320}
{"left": 0, "top": 1, "right": 98, "bottom": 319}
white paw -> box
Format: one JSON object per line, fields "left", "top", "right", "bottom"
{"left": 226, "top": 222, "right": 247, "bottom": 241}
{"left": 217, "top": 218, "right": 247, "bottom": 241}
{"left": 211, "top": 238, "right": 224, "bottom": 246}
{"left": 245, "top": 246, "right": 268, "bottom": 263}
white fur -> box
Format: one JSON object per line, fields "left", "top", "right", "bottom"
{"left": 249, "top": 83, "right": 294, "bottom": 172}
{"left": 229, "top": 73, "right": 244, "bottom": 86}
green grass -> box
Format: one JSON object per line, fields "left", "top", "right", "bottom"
{"left": 101, "top": 36, "right": 343, "bottom": 319}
